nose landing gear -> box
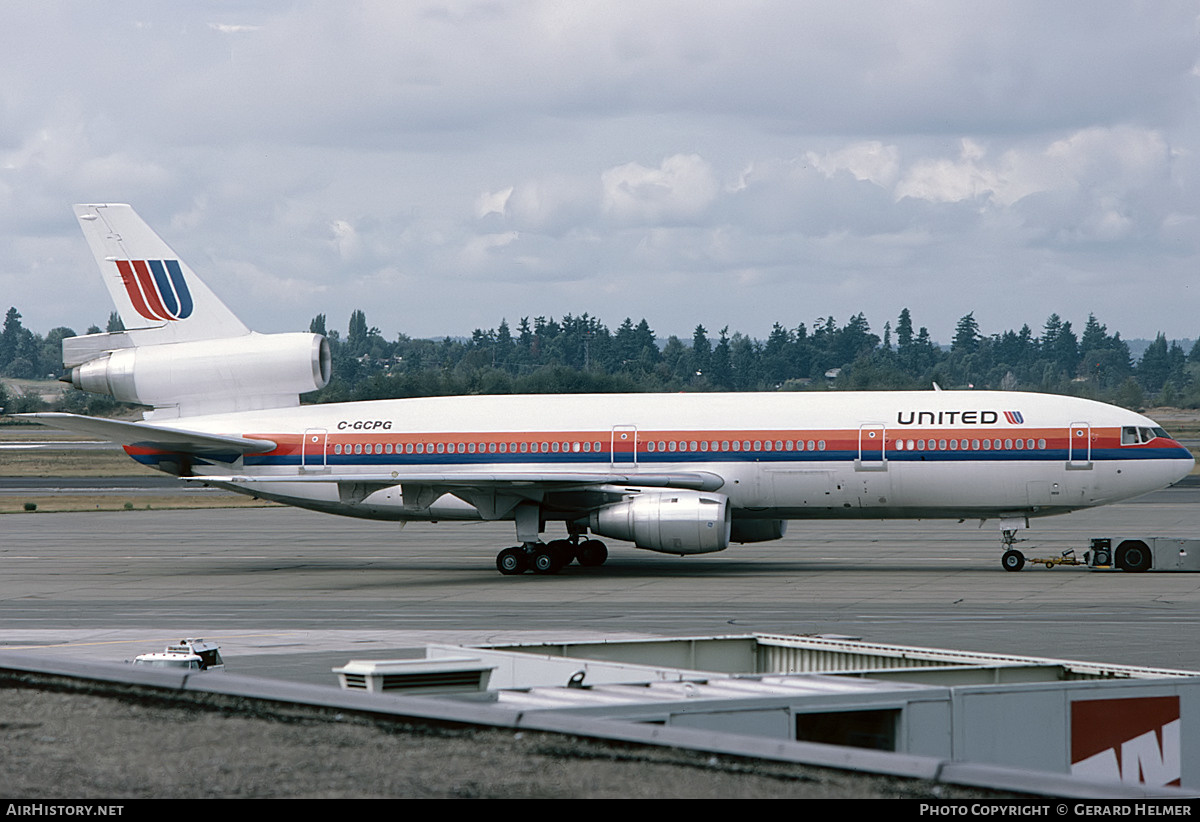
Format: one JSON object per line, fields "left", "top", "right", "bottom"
{"left": 1000, "top": 528, "right": 1028, "bottom": 572}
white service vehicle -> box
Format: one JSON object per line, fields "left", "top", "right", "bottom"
{"left": 132, "top": 638, "right": 224, "bottom": 671}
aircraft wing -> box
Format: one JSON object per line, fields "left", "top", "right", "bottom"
{"left": 189, "top": 469, "right": 726, "bottom": 519}
{"left": 189, "top": 470, "right": 725, "bottom": 491}
{"left": 18, "top": 412, "right": 277, "bottom": 456}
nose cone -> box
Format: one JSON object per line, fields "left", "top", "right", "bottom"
{"left": 1165, "top": 438, "right": 1195, "bottom": 485}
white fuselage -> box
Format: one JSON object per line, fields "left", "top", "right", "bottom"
{"left": 126, "top": 390, "right": 1193, "bottom": 529}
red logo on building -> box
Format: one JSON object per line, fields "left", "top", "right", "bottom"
{"left": 1071, "top": 696, "right": 1180, "bottom": 786}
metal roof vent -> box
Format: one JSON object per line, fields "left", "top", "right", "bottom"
{"left": 333, "top": 658, "right": 495, "bottom": 695}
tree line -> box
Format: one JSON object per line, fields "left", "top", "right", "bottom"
{"left": 2, "top": 304, "right": 1198, "bottom": 416}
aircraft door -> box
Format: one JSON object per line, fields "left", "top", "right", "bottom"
{"left": 856, "top": 423, "right": 887, "bottom": 471}
{"left": 1068, "top": 422, "right": 1092, "bottom": 470}
{"left": 301, "top": 428, "right": 328, "bottom": 473}
{"left": 611, "top": 425, "right": 637, "bottom": 468}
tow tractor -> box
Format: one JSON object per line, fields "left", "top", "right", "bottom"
{"left": 131, "top": 638, "right": 225, "bottom": 671}
{"left": 1003, "top": 538, "right": 1200, "bottom": 573}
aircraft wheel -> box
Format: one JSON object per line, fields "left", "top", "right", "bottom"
{"left": 1116, "top": 540, "right": 1151, "bottom": 573}
{"left": 496, "top": 547, "right": 528, "bottom": 576}
{"left": 577, "top": 539, "right": 608, "bottom": 567}
{"left": 1001, "top": 549, "right": 1025, "bottom": 572}
{"left": 546, "top": 539, "right": 575, "bottom": 569}
{"left": 530, "top": 546, "right": 560, "bottom": 575}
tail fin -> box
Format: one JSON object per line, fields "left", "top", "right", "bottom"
{"left": 73, "top": 203, "right": 249, "bottom": 345}
{"left": 63, "top": 205, "right": 330, "bottom": 419}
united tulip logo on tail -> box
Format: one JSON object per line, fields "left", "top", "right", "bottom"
{"left": 116, "top": 260, "right": 194, "bottom": 321}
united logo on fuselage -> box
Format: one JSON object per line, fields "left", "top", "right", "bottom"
{"left": 115, "top": 260, "right": 194, "bottom": 322}
{"left": 896, "top": 410, "right": 1024, "bottom": 425}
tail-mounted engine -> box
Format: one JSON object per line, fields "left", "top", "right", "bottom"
{"left": 589, "top": 490, "right": 732, "bottom": 555}
{"left": 66, "top": 331, "right": 331, "bottom": 417}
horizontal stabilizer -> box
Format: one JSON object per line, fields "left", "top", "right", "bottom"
{"left": 19, "top": 412, "right": 277, "bottom": 456}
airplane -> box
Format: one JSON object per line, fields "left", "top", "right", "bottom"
{"left": 22, "top": 203, "right": 1196, "bottom": 575}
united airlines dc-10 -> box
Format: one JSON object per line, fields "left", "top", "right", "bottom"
{"left": 23, "top": 204, "right": 1195, "bottom": 575}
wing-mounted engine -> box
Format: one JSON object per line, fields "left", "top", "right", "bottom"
{"left": 66, "top": 331, "right": 330, "bottom": 418}
{"left": 589, "top": 490, "right": 732, "bottom": 555}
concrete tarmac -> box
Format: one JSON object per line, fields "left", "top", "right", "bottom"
{"left": 3, "top": 484, "right": 1200, "bottom": 681}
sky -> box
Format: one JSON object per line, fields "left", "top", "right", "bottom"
{"left": 1, "top": 1, "right": 1198, "bottom": 347}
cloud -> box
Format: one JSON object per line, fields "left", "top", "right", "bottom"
{"left": 807, "top": 142, "right": 901, "bottom": 188}
{"left": 601, "top": 154, "right": 718, "bottom": 225}
{"left": 1, "top": 2, "right": 1198, "bottom": 343}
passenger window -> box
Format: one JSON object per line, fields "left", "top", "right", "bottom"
{"left": 807, "top": 440, "right": 816, "bottom": 451}
{"left": 817, "top": 440, "right": 826, "bottom": 451}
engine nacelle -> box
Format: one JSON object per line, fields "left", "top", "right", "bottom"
{"left": 589, "top": 490, "right": 732, "bottom": 555}
{"left": 730, "top": 519, "right": 788, "bottom": 544}
{"left": 70, "top": 332, "right": 331, "bottom": 415}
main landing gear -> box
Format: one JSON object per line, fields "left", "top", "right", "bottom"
{"left": 495, "top": 538, "right": 609, "bottom": 576}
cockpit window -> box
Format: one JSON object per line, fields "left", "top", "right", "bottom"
{"left": 1125, "top": 426, "right": 1174, "bottom": 445}
{"left": 1123, "top": 426, "right": 1173, "bottom": 444}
